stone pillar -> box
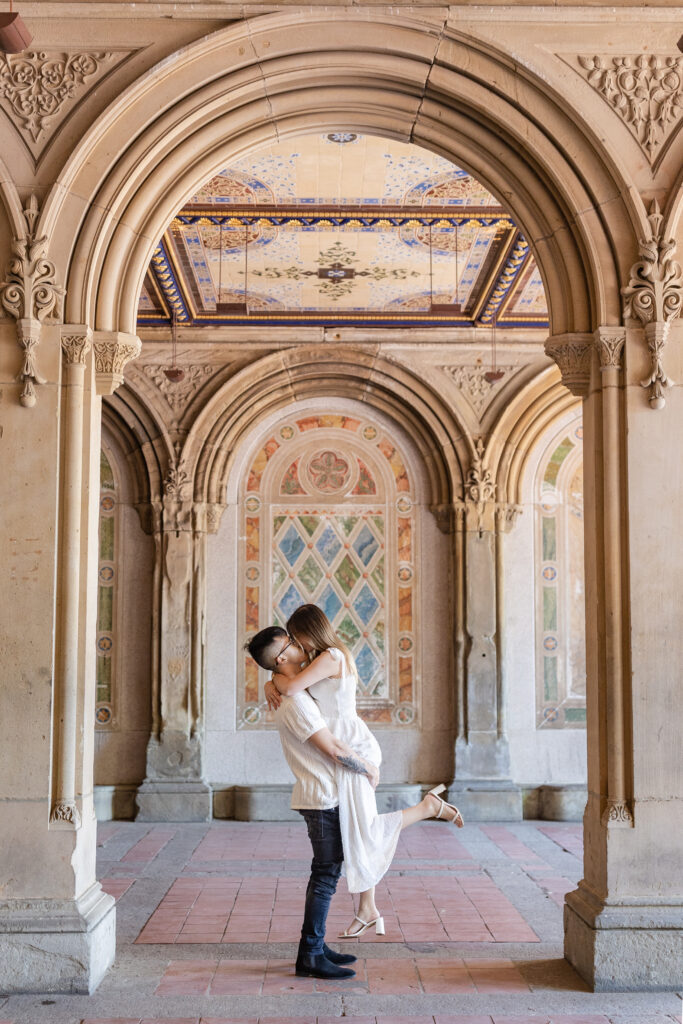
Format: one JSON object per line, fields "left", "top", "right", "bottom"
{"left": 438, "top": 440, "right": 522, "bottom": 820}
{"left": 559, "top": 209, "right": 683, "bottom": 991}
{"left": 0, "top": 323, "right": 116, "bottom": 993}
{"left": 136, "top": 472, "right": 223, "bottom": 821}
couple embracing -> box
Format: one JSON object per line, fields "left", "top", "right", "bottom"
{"left": 246, "top": 603, "right": 464, "bottom": 981}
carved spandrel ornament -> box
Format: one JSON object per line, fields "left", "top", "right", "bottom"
{"left": 440, "top": 364, "right": 515, "bottom": 416}
{"left": 622, "top": 200, "right": 682, "bottom": 409}
{"left": 0, "top": 50, "right": 122, "bottom": 160}
{"left": 576, "top": 55, "right": 683, "bottom": 163}
{"left": 142, "top": 363, "right": 215, "bottom": 414}
{"left": 0, "top": 194, "right": 63, "bottom": 407}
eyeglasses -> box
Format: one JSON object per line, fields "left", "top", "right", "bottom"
{"left": 274, "top": 636, "right": 295, "bottom": 664}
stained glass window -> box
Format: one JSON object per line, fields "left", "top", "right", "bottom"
{"left": 535, "top": 422, "right": 586, "bottom": 728}
{"left": 96, "top": 449, "right": 116, "bottom": 728}
{"left": 238, "top": 414, "right": 417, "bottom": 729}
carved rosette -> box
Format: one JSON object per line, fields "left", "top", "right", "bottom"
{"left": 622, "top": 200, "right": 682, "bottom": 409}
{"left": 544, "top": 334, "right": 594, "bottom": 398}
{"left": 594, "top": 327, "right": 625, "bottom": 372}
{"left": 92, "top": 332, "right": 142, "bottom": 394}
{"left": 1, "top": 195, "right": 64, "bottom": 407}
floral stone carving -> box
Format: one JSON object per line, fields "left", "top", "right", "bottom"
{"left": 0, "top": 194, "right": 63, "bottom": 407}
{"left": 92, "top": 332, "right": 142, "bottom": 395}
{"left": 576, "top": 55, "right": 683, "bottom": 162}
{"left": 622, "top": 200, "right": 682, "bottom": 409}
{"left": 441, "top": 364, "right": 515, "bottom": 415}
{"left": 0, "top": 50, "right": 116, "bottom": 156}
{"left": 142, "top": 363, "right": 215, "bottom": 413}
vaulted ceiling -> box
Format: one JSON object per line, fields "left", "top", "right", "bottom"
{"left": 138, "top": 133, "right": 548, "bottom": 329}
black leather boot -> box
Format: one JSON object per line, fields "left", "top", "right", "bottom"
{"left": 295, "top": 952, "right": 356, "bottom": 979}
{"left": 323, "top": 943, "right": 357, "bottom": 965}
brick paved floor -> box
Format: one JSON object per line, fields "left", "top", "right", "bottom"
{"left": 1, "top": 821, "right": 681, "bottom": 1024}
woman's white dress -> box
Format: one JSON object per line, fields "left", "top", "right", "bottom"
{"left": 308, "top": 648, "right": 403, "bottom": 893}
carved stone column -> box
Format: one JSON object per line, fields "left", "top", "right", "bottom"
{"left": 136, "top": 469, "right": 224, "bottom": 821}
{"left": 439, "top": 440, "right": 522, "bottom": 820}
{"left": 562, "top": 315, "right": 683, "bottom": 989}
{"left": 544, "top": 333, "right": 594, "bottom": 397}
{"left": 0, "top": 321, "right": 115, "bottom": 994}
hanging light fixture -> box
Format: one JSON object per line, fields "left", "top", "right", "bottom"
{"left": 484, "top": 311, "right": 505, "bottom": 383}
{"left": 163, "top": 307, "right": 185, "bottom": 383}
{"left": 0, "top": 1, "right": 32, "bottom": 52}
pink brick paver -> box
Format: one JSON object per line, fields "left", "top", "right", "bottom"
{"left": 122, "top": 828, "right": 177, "bottom": 864}
{"left": 154, "top": 958, "right": 535, "bottom": 996}
{"left": 100, "top": 878, "right": 136, "bottom": 900}
{"left": 138, "top": 872, "right": 537, "bottom": 945}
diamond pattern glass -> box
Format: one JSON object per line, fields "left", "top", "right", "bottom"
{"left": 279, "top": 523, "right": 305, "bottom": 565}
{"left": 315, "top": 524, "right": 342, "bottom": 564}
{"left": 353, "top": 523, "right": 379, "bottom": 565}
{"left": 271, "top": 511, "right": 385, "bottom": 693}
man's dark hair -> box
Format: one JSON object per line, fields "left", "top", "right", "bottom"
{"left": 244, "top": 626, "right": 288, "bottom": 670}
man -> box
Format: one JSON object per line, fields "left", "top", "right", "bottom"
{"left": 244, "top": 625, "right": 379, "bottom": 980}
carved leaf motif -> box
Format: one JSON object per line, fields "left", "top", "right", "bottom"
{"left": 575, "top": 54, "right": 683, "bottom": 161}
{"left": 142, "top": 363, "right": 215, "bottom": 413}
{"left": 0, "top": 51, "right": 115, "bottom": 149}
{"left": 441, "top": 364, "right": 514, "bottom": 415}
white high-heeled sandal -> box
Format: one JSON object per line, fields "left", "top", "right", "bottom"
{"left": 338, "top": 914, "right": 385, "bottom": 938}
{"left": 427, "top": 784, "right": 465, "bottom": 828}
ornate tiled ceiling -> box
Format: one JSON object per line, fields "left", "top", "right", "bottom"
{"left": 138, "top": 133, "right": 548, "bottom": 328}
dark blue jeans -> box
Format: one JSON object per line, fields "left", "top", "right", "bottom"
{"left": 298, "top": 806, "right": 344, "bottom": 957}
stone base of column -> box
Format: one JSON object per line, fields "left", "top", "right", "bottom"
{"left": 0, "top": 884, "right": 115, "bottom": 994}
{"left": 135, "top": 780, "right": 212, "bottom": 822}
{"left": 232, "top": 783, "right": 424, "bottom": 820}
{"left": 565, "top": 884, "right": 683, "bottom": 991}
{"left": 447, "top": 779, "right": 522, "bottom": 820}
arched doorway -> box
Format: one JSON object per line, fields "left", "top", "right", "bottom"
{"left": 2, "top": 9, "right": 680, "bottom": 997}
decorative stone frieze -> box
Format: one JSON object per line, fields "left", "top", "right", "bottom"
{"left": 142, "top": 363, "right": 215, "bottom": 413}
{"left": 0, "top": 50, "right": 117, "bottom": 156}
{"left": 576, "top": 55, "right": 683, "bottom": 162}
{"left": 1, "top": 195, "right": 63, "bottom": 407}
{"left": 622, "top": 200, "right": 682, "bottom": 409}
{"left": 92, "top": 332, "right": 142, "bottom": 395}
{"left": 544, "top": 333, "right": 594, "bottom": 398}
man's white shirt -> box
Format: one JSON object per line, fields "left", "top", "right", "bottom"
{"left": 274, "top": 691, "right": 338, "bottom": 810}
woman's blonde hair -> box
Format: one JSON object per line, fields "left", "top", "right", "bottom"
{"left": 286, "top": 604, "right": 359, "bottom": 685}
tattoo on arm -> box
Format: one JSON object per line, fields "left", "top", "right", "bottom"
{"left": 336, "top": 753, "right": 370, "bottom": 777}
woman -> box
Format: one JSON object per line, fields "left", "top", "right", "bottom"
{"left": 264, "top": 603, "right": 463, "bottom": 939}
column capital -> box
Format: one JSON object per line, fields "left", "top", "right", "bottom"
{"left": 544, "top": 333, "right": 594, "bottom": 397}
{"left": 495, "top": 502, "right": 522, "bottom": 533}
{"left": 60, "top": 324, "right": 93, "bottom": 366}
{"left": 594, "top": 326, "right": 625, "bottom": 372}
{"left": 92, "top": 331, "right": 141, "bottom": 395}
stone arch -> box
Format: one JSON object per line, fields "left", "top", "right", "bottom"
{"left": 38, "top": 12, "right": 643, "bottom": 337}
{"left": 183, "top": 346, "right": 470, "bottom": 512}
